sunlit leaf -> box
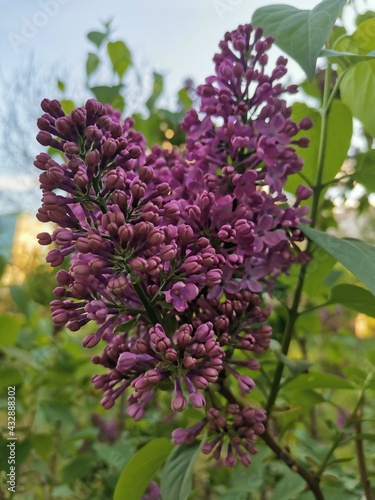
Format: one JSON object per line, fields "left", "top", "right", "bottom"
{"left": 340, "top": 60, "right": 375, "bottom": 136}
{"left": 107, "top": 41, "right": 132, "bottom": 79}
{"left": 285, "top": 100, "right": 352, "bottom": 196}
{"left": 353, "top": 150, "right": 375, "bottom": 192}
{"left": 252, "top": 0, "right": 347, "bottom": 81}
{"left": 61, "top": 100, "right": 76, "bottom": 115}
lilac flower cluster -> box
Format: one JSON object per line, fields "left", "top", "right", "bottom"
{"left": 34, "top": 23, "right": 312, "bottom": 466}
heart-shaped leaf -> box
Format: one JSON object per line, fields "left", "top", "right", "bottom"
{"left": 252, "top": 0, "right": 347, "bottom": 81}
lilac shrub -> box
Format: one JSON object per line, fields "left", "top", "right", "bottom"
{"left": 34, "top": 23, "right": 312, "bottom": 467}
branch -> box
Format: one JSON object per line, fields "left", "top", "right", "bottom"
{"left": 261, "top": 429, "right": 324, "bottom": 500}
{"left": 219, "top": 384, "right": 324, "bottom": 500}
{"left": 354, "top": 399, "right": 373, "bottom": 500}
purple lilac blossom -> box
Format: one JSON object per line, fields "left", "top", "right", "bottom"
{"left": 34, "top": 23, "right": 312, "bottom": 467}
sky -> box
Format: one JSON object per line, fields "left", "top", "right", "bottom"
{"left": 0, "top": 0, "right": 369, "bottom": 214}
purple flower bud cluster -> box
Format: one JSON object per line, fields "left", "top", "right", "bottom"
{"left": 34, "top": 23, "right": 312, "bottom": 466}
{"left": 173, "top": 404, "right": 266, "bottom": 467}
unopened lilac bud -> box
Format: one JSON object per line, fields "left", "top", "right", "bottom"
{"left": 85, "top": 125, "right": 103, "bottom": 142}
{"left": 37, "top": 131, "right": 52, "bottom": 146}
{"left": 183, "top": 356, "right": 196, "bottom": 369}
{"left": 206, "top": 269, "right": 222, "bottom": 287}
{"left": 295, "top": 184, "right": 313, "bottom": 202}
{"left": 74, "top": 170, "right": 89, "bottom": 190}
{"left": 189, "top": 392, "right": 205, "bottom": 408}
{"left": 117, "top": 352, "right": 137, "bottom": 371}
{"left": 37, "top": 232, "right": 52, "bottom": 245}
{"left": 165, "top": 348, "right": 178, "bottom": 362}
{"left": 234, "top": 219, "right": 253, "bottom": 237}
{"left": 164, "top": 201, "right": 180, "bottom": 218}
{"left": 202, "top": 368, "right": 219, "bottom": 383}
{"left": 160, "top": 244, "right": 177, "bottom": 262}
{"left": 172, "top": 428, "right": 188, "bottom": 444}
{"left": 55, "top": 117, "right": 72, "bottom": 137}
{"left": 71, "top": 108, "right": 86, "bottom": 125}
{"left": 178, "top": 224, "right": 194, "bottom": 242}
{"left": 139, "top": 166, "right": 153, "bottom": 182}
{"left": 131, "top": 179, "right": 147, "bottom": 199}
{"left": 130, "top": 257, "right": 147, "bottom": 273}
{"left": 127, "top": 403, "right": 145, "bottom": 421}
{"left": 147, "top": 228, "right": 165, "bottom": 246}
{"left": 102, "top": 138, "right": 118, "bottom": 157}
{"left": 46, "top": 249, "right": 64, "bottom": 267}
{"left": 157, "top": 182, "right": 171, "bottom": 196}
{"left": 56, "top": 269, "right": 71, "bottom": 285}
{"left": 86, "top": 150, "right": 101, "bottom": 168}
{"left": 195, "top": 322, "right": 213, "bottom": 342}
{"left": 118, "top": 224, "right": 133, "bottom": 244}
{"left": 238, "top": 375, "right": 255, "bottom": 393}
{"left": 82, "top": 333, "right": 101, "bottom": 348}
{"left": 106, "top": 167, "right": 125, "bottom": 189}
{"left": 171, "top": 387, "right": 187, "bottom": 412}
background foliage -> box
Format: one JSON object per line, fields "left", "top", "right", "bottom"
{"left": 1, "top": 1, "right": 375, "bottom": 498}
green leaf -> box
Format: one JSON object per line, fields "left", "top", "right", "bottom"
{"left": 285, "top": 100, "right": 352, "bottom": 195}
{"left": 326, "top": 284, "right": 375, "bottom": 317}
{"left": 62, "top": 453, "right": 94, "bottom": 483}
{"left": 160, "top": 442, "right": 201, "bottom": 500}
{"left": 300, "top": 225, "right": 375, "bottom": 297}
{"left": 0, "top": 367, "right": 23, "bottom": 386}
{"left": 114, "top": 315, "right": 140, "bottom": 334}
{"left": 272, "top": 466, "right": 306, "bottom": 500}
{"left": 303, "top": 247, "right": 337, "bottom": 298}
{"left": 276, "top": 352, "right": 312, "bottom": 376}
{"left": 356, "top": 11, "right": 375, "bottom": 27}
{"left": 340, "top": 60, "right": 375, "bottom": 136}
{"left": 252, "top": 0, "right": 347, "bottom": 81}
{"left": 61, "top": 100, "right": 76, "bottom": 115}
{"left": 114, "top": 438, "right": 174, "bottom": 500}
{"left": 30, "top": 434, "right": 54, "bottom": 460}
{"left": 0, "top": 314, "right": 21, "bottom": 346}
{"left": 146, "top": 72, "right": 164, "bottom": 111}
{"left": 343, "top": 18, "right": 375, "bottom": 54}
{"left": 320, "top": 48, "right": 375, "bottom": 71}
{"left": 57, "top": 80, "right": 65, "bottom": 92}
{"left": 353, "top": 150, "right": 375, "bottom": 192}
{"left": 10, "top": 285, "right": 31, "bottom": 320}
{"left": 285, "top": 372, "right": 353, "bottom": 390}
{"left": 87, "top": 31, "right": 107, "bottom": 48}
{"left": 86, "top": 52, "right": 100, "bottom": 78}
{"left": 178, "top": 87, "right": 193, "bottom": 110}
{"left": 107, "top": 41, "right": 132, "bottom": 79}
{"left": 91, "top": 85, "right": 123, "bottom": 106}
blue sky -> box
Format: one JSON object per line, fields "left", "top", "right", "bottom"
{"left": 0, "top": 0, "right": 366, "bottom": 214}
{"left": 0, "top": 0, "right": 325, "bottom": 94}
